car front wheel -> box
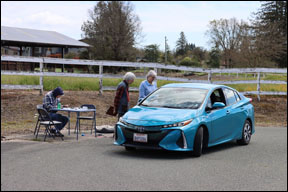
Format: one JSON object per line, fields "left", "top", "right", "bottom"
{"left": 125, "top": 146, "right": 136, "bottom": 151}
{"left": 237, "top": 120, "right": 252, "bottom": 145}
{"left": 193, "top": 126, "right": 203, "bottom": 157}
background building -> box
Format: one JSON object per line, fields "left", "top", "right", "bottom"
{"left": 1, "top": 26, "right": 90, "bottom": 72}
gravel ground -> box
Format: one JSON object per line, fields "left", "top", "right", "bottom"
{"left": 1, "top": 90, "right": 287, "bottom": 137}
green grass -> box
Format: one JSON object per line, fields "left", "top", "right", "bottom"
{"left": 214, "top": 73, "right": 287, "bottom": 81}
{"left": 226, "top": 84, "right": 287, "bottom": 92}
{"left": 44, "top": 76, "right": 99, "bottom": 91}
{"left": 1, "top": 75, "right": 40, "bottom": 85}
{"left": 1, "top": 74, "right": 286, "bottom": 92}
{"left": 263, "top": 73, "right": 287, "bottom": 81}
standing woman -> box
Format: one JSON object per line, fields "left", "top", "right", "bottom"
{"left": 114, "top": 72, "right": 136, "bottom": 119}
{"left": 138, "top": 70, "right": 157, "bottom": 102}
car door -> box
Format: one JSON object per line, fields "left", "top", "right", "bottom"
{"left": 222, "top": 88, "right": 244, "bottom": 140}
{"left": 206, "top": 88, "right": 232, "bottom": 145}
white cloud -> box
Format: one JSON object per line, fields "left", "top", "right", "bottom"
{"left": 28, "top": 11, "right": 72, "bottom": 26}
{"left": 1, "top": 1, "right": 94, "bottom": 40}
{"left": 134, "top": 1, "right": 260, "bottom": 50}
{"left": 137, "top": 1, "right": 259, "bottom": 34}
{"left": 1, "top": 1, "right": 261, "bottom": 49}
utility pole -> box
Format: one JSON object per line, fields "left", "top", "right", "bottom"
{"left": 165, "top": 36, "right": 168, "bottom": 64}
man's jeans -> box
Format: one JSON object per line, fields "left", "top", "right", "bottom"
{"left": 49, "top": 113, "right": 69, "bottom": 131}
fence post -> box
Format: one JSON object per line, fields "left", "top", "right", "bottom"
{"left": 99, "top": 65, "right": 103, "bottom": 95}
{"left": 257, "top": 72, "right": 261, "bottom": 101}
{"left": 154, "top": 66, "right": 158, "bottom": 74}
{"left": 208, "top": 71, "right": 212, "bottom": 84}
{"left": 39, "top": 61, "right": 43, "bottom": 95}
{"left": 154, "top": 66, "right": 158, "bottom": 84}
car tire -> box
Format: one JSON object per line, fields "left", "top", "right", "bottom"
{"left": 237, "top": 120, "right": 252, "bottom": 145}
{"left": 193, "top": 126, "right": 204, "bottom": 157}
{"left": 125, "top": 146, "right": 136, "bottom": 151}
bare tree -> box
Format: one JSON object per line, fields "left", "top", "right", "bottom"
{"left": 237, "top": 22, "right": 284, "bottom": 68}
{"left": 206, "top": 18, "right": 246, "bottom": 68}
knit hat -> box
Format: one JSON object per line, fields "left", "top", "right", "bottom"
{"left": 52, "top": 87, "right": 64, "bottom": 97}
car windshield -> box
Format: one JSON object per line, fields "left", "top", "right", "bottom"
{"left": 140, "top": 87, "right": 208, "bottom": 109}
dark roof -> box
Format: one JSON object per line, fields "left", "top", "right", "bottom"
{"left": 1, "top": 26, "right": 90, "bottom": 48}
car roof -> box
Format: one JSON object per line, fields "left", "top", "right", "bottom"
{"left": 161, "top": 83, "right": 223, "bottom": 90}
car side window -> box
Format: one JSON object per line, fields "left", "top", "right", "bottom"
{"left": 207, "top": 88, "right": 227, "bottom": 110}
{"left": 234, "top": 91, "right": 241, "bottom": 102}
{"left": 223, "top": 88, "right": 237, "bottom": 106}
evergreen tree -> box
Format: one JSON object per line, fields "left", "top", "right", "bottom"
{"left": 186, "top": 43, "right": 196, "bottom": 51}
{"left": 144, "top": 44, "right": 160, "bottom": 62}
{"left": 207, "top": 48, "right": 221, "bottom": 68}
{"left": 81, "top": 1, "right": 142, "bottom": 61}
{"left": 253, "top": 1, "right": 287, "bottom": 67}
{"left": 176, "top": 32, "right": 188, "bottom": 56}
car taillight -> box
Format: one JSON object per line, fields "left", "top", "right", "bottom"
{"left": 248, "top": 98, "right": 252, "bottom": 103}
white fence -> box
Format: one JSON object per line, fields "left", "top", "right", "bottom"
{"left": 1, "top": 55, "right": 287, "bottom": 100}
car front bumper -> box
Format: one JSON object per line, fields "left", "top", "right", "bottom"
{"left": 114, "top": 124, "right": 194, "bottom": 151}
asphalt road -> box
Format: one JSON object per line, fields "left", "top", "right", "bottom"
{"left": 1, "top": 127, "right": 287, "bottom": 191}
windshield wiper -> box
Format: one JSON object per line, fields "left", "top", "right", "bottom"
{"left": 161, "top": 105, "right": 179, "bottom": 109}
{"left": 177, "top": 107, "right": 198, "bottom": 109}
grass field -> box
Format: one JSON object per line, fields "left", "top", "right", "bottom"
{"left": 1, "top": 73, "right": 287, "bottom": 92}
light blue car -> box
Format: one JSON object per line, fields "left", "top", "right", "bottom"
{"left": 114, "top": 83, "right": 255, "bottom": 157}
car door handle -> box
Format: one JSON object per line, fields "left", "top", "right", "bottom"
{"left": 226, "top": 110, "right": 230, "bottom": 114}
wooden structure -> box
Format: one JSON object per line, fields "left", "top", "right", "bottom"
{"left": 1, "top": 26, "right": 90, "bottom": 72}
{"left": 1, "top": 55, "right": 287, "bottom": 101}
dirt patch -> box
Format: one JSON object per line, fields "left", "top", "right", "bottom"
{"left": 1, "top": 89, "right": 287, "bottom": 137}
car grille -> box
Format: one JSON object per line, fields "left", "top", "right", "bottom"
{"left": 120, "top": 125, "right": 171, "bottom": 148}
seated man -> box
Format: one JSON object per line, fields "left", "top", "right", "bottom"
{"left": 42, "top": 86, "right": 69, "bottom": 137}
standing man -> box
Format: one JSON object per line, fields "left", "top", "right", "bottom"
{"left": 114, "top": 72, "right": 136, "bottom": 119}
{"left": 43, "top": 86, "right": 69, "bottom": 137}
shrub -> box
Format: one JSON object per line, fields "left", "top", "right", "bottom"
{"left": 179, "top": 57, "right": 201, "bottom": 67}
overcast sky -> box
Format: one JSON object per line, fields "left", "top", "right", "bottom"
{"left": 1, "top": 1, "right": 261, "bottom": 51}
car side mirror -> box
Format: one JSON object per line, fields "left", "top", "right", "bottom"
{"left": 212, "top": 102, "right": 225, "bottom": 109}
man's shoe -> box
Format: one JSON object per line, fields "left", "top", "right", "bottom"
{"left": 56, "top": 131, "right": 64, "bottom": 137}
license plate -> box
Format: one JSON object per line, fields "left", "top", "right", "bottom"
{"left": 133, "top": 133, "right": 148, "bottom": 143}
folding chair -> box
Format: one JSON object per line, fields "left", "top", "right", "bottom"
{"left": 33, "top": 104, "right": 43, "bottom": 135}
{"left": 75, "top": 104, "right": 96, "bottom": 135}
{"left": 35, "top": 108, "right": 63, "bottom": 141}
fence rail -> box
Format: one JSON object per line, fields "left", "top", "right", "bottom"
{"left": 2, "top": 55, "right": 287, "bottom": 73}
{"left": 1, "top": 55, "right": 287, "bottom": 101}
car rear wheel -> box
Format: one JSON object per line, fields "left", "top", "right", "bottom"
{"left": 193, "top": 126, "right": 203, "bottom": 157}
{"left": 237, "top": 120, "right": 252, "bottom": 145}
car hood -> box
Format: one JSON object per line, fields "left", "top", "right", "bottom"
{"left": 122, "top": 106, "right": 198, "bottom": 126}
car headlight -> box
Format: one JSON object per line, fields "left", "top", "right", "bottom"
{"left": 162, "top": 119, "right": 193, "bottom": 128}
{"left": 119, "top": 117, "right": 127, "bottom": 125}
